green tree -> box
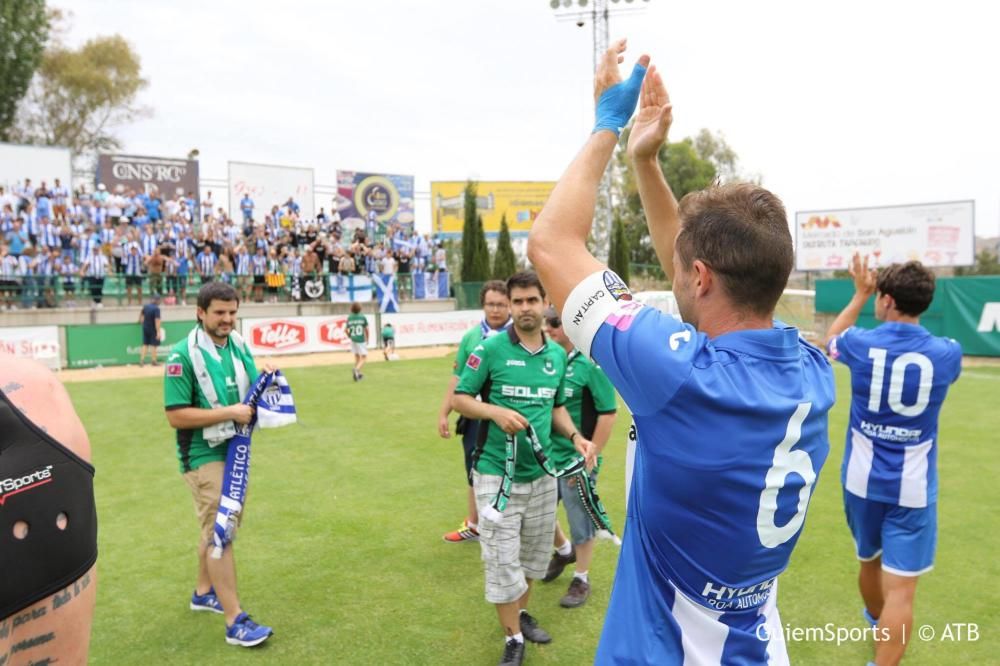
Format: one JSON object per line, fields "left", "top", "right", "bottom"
{"left": 467, "top": 213, "right": 491, "bottom": 282}
{"left": 607, "top": 214, "right": 630, "bottom": 285}
{"left": 461, "top": 180, "right": 478, "bottom": 281}
{"left": 13, "top": 33, "right": 149, "bottom": 155}
{"left": 0, "top": 0, "right": 50, "bottom": 141}
{"left": 612, "top": 127, "right": 755, "bottom": 282}
{"left": 955, "top": 250, "right": 1000, "bottom": 276}
{"left": 492, "top": 213, "right": 517, "bottom": 280}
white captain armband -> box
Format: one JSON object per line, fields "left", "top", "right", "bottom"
{"left": 562, "top": 269, "right": 641, "bottom": 358}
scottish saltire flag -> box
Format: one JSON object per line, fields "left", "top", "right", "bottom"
{"left": 211, "top": 371, "right": 297, "bottom": 559}
{"left": 328, "top": 274, "right": 373, "bottom": 303}
{"left": 373, "top": 273, "right": 399, "bottom": 313}
{"left": 412, "top": 271, "right": 450, "bottom": 300}
{"left": 257, "top": 370, "right": 298, "bottom": 428}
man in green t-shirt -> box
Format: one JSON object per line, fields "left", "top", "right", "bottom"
{"left": 346, "top": 301, "right": 369, "bottom": 381}
{"left": 437, "top": 280, "right": 511, "bottom": 543}
{"left": 163, "top": 282, "right": 273, "bottom": 647}
{"left": 381, "top": 322, "right": 395, "bottom": 361}
{"left": 453, "top": 272, "right": 593, "bottom": 666}
{"left": 540, "top": 308, "right": 617, "bottom": 609}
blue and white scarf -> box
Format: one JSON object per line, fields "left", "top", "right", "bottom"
{"left": 210, "top": 369, "right": 297, "bottom": 559}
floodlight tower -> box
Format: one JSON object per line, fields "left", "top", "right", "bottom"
{"left": 549, "top": 0, "right": 651, "bottom": 262}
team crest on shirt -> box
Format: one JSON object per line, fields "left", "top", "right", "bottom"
{"left": 166, "top": 363, "right": 183, "bottom": 377}
{"left": 466, "top": 354, "right": 482, "bottom": 371}
{"left": 542, "top": 358, "right": 557, "bottom": 375}
{"left": 603, "top": 271, "right": 632, "bottom": 301}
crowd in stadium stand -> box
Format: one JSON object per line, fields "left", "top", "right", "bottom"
{"left": 0, "top": 179, "right": 446, "bottom": 309}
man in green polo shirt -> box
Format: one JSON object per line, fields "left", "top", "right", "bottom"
{"left": 163, "top": 281, "right": 273, "bottom": 647}
{"left": 437, "top": 279, "right": 511, "bottom": 543}
{"left": 540, "top": 308, "right": 618, "bottom": 609}
{"left": 452, "top": 271, "right": 594, "bottom": 666}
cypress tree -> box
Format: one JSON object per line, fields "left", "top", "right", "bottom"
{"left": 608, "top": 215, "right": 631, "bottom": 285}
{"left": 492, "top": 214, "right": 517, "bottom": 280}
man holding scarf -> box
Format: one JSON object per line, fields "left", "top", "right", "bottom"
{"left": 163, "top": 282, "right": 274, "bottom": 647}
{"left": 437, "top": 280, "right": 511, "bottom": 543}
{"left": 452, "top": 271, "right": 594, "bottom": 666}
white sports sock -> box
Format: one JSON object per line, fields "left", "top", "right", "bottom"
{"left": 555, "top": 541, "right": 572, "bottom": 557}
{"left": 508, "top": 632, "right": 524, "bottom": 644}
{"left": 573, "top": 571, "right": 589, "bottom": 583}
{"left": 467, "top": 521, "right": 478, "bottom": 531}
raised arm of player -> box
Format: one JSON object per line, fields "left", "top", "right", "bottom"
{"left": 824, "top": 252, "right": 877, "bottom": 348}
{"left": 528, "top": 39, "right": 648, "bottom": 313}
{"left": 626, "top": 64, "right": 678, "bottom": 280}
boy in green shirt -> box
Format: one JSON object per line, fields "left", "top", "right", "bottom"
{"left": 346, "top": 302, "right": 368, "bottom": 381}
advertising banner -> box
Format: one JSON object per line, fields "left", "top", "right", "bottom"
{"left": 65, "top": 321, "right": 198, "bottom": 368}
{"left": 795, "top": 200, "right": 975, "bottom": 271}
{"left": 96, "top": 153, "right": 200, "bottom": 201}
{"left": 336, "top": 171, "right": 415, "bottom": 234}
{"left": 241, "top": 314, "right": 376, "bottom": 356}
{"left": 229, "top": 161, "right": 315, "bottom": 221}
{"left": 431, "top": 181, "right": 556, "bottom": 238}
{"left": 0, "top": 326, "right": 61, "bottom": 370}
{"left": 379, "top": 310, "right": 483, "bottom": 348}
{"left": 816, "top": 276, "right": 1000, "bottom": 356}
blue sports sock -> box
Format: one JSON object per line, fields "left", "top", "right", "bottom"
{"left": 863, "top": 607, "right": 879, "bottom": 628}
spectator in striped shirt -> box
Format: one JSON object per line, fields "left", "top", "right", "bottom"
{"left": 17, "top": 248, "right": 36, "bottom": 309}
{"left": 124, "top": 243, "right": 145, "bottom": 305}
{"left": 0, "top": 244, "right": 18, "bottom": 310}
{"left": 251, "top": 246, "right": 267, "bottom": 303}
{"left": 34, "top": 248, "right": 58, "bottom": 308}
{"left": 234, "top": 245, "right": 251, "bottom": 301}
{"left": 59, "top": 252, "right": 78, "bottom": 307}
{"left": 80, "top": 251, "right": 110, "bottom": 308}
{"left": 197, "top": 245, "right": 217, "bottom": 285}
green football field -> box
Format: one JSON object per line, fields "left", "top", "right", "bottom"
{"left": 67, "top": 356, "right": 999, "bottom": 665}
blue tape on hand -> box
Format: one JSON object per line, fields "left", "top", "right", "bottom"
{"left": 593, "top": 62, "right": 647, "bottom": 137}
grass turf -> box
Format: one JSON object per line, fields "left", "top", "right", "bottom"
{"left": 68, "top": 357, "right": 999, "bottom": 664}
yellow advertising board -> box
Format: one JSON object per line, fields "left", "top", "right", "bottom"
{"left": 431, "top": 181, "right": 556, "bottom": 237}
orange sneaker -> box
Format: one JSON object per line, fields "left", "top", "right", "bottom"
{"left": 442, "top": 519, "right": 479, "bottom": 543}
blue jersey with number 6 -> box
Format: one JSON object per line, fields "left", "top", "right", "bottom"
{"left": 562, "top": 270, "right": 835, "bottom": 665}
{"left": 828, "top": 322, "right": 961, "bottom": 508}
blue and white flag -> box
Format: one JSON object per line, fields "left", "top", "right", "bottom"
{"left": 211, "top": 370, "right": 297, "bottom": 560}
{"left": 373, "top": 273, "right": 399, "bottom": 313}
{"left": 413, "top": 270, "right": 450, "bottom": 300}
{"left": 328, "top": 274, "right": 373, "bottom": 303}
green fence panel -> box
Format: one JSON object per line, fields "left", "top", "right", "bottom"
{"left": 816, "top": 276, "right": 1000, "bottom": 356}
{"left": 65, "top": 320, "right": 198, "bottom": 368}
{"left": 455, "top": 282, "right": 484, "bottom": 310}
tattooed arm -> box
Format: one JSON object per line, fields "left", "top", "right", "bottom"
{"left": 0, "top": 355, "right": 96, "bottom": 666}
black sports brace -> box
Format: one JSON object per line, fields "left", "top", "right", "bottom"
{"left": 0, "top": 389, "right": 98, "bottom": 620}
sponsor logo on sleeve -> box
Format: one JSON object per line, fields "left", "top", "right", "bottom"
{"left": 605, "top": 301, "right": 644, "bottom": 332}
{"left": 466, "top": 353, "right": 482, "bottom": 370}
{"left": 828, "top": 337, "right": 840, "bottom": 360}
{"left": 166, "top": 363, "right": 184, "bottom": 377}
{"left": 669, "top": 330, "right": 692, "bottom": 351}
{"left": 603, "top": 271, "right": 632, "bottom": 301}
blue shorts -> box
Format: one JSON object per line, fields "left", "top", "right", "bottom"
{"left": 843, "top": 490, "right": 936, "bottom": 576}
{"left": 558, "top": 471, "right": 598, "bottom": 545}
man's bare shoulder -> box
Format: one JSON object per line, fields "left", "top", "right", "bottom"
{"left": 0, "top": 355, "right": 91, "bottom": 462}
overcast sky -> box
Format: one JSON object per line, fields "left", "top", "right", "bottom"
{"left": 58, "top": 0, "right": 1000, "bottom": 237}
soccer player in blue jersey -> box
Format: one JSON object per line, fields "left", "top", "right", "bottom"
{"left": 528, "top": 39, "right": 836, "bottom": 664}
{"left": 825, "top": 254, "right": 961, "bottom": 666}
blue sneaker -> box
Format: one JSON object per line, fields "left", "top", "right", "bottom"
{"left": 190, "top": 587, "right": 223, "bottom": 614}
{"left": 225, "top": 612, "right": 273, "bottom": 647}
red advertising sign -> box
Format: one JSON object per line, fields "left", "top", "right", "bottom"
{"left": 250, "top": 320, "right": 308, "bottom": 351}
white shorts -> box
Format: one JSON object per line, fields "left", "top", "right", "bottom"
{"left": 351, "top": 341, "right": 367, "bottom": 356}
{"left": 474, "top": 471, "right": 557, "bottom": 604}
